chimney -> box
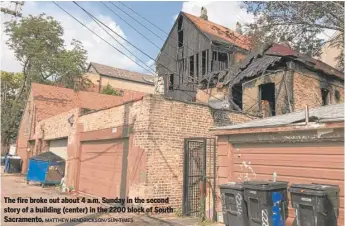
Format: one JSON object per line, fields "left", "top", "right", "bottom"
{"left": 236, "top": 22, "right": 243, "bottom": 35}
{"left": 200, "top": 7, "right": 208, "bottom": 20}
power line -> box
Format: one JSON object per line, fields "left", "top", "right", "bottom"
{"left": 52, "top": 1, "right": 155, "bottom": 76}
{"left": 110, "top": 2, "right": 167, "bottom": 43}
{"left": 101, "top": 1, "right": 177, "bottom": 62}
{"left": 72, "top": 1, "right": 155, "bottom": 74}
{"left": 119, "top": 1, "right": 169, "bottom": 36}
{"left": 73, "top": 1, "right": 180, "bottom": 77}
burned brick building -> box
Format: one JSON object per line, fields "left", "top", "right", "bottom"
{"left": 201, "top": 43, "right": 344, "bottom": 117}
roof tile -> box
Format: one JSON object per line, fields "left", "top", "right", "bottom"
{"left": 183, "top": 12, "right": 251, "bottom": 50}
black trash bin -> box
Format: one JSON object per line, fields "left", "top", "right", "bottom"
{"left": 219, "top": 182, "right": 249, "bottom": 226}
{"left": 243, "top": 181, "right": 289, "bottom": 226}
{"left": 289, "top": 183, "right": 340, "bottom": 226}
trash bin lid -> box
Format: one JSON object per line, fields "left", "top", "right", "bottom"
{"left": 289, "top": 184, "right": 339, "bottom": 195}
{"left": 243, "top": 180, "right": 288, "bottom": 190}
{"left": 219, "top": 182, "right": 244, "bottom": 190}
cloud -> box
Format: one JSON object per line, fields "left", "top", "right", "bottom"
{"left": 1, "top": 1, "right": 148, "bottom": 74}
{"left": 175, "top": 1, "right": 254, "bottom": 31}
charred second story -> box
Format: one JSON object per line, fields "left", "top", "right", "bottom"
{"left": 156, "top": 7, "right": 250, "bottom": 101}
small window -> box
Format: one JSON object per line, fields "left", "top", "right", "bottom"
{"left": 335, "top": 90, "right": 341, "bottom": 102}
{"left": 196, "top": 54, "right": 199, "bottom": 80}
{"left": 321, "top": 88, "right": 330, "bottom": 106}
{"left": 202, "top": 50, "right": 207, "bottom": 75}
{"left": 189, "top": 56, "right": 194, "bottom": 81}
{"left": 169, "top": 74, "right": 174, "bottom": 91}
{"left": 178, "top": 30, "right": 183, "bottom": 47}
{"left": 178, "top": 17, "right": 183, "bottom": 30}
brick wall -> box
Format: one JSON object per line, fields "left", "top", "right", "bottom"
{"left": 75, "top": 95, "right": 255, "bottom": 209}
{"left": 293, "top": 68, "right": 344, "bottom": 111}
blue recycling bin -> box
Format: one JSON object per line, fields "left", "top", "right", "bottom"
{"left": 26, "top": 152, "right": 65, "bottom": 187}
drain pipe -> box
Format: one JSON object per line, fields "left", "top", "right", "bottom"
{"left": 305, "top": 105, "right": 309, "bottom": 125}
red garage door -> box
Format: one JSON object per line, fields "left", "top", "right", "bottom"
{"left": 231, "top": 142, "right": 344, "bottom": 226}
{"left": 78, "top": 139, "right": 124, "bottom": 198}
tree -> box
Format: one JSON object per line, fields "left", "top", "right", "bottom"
{"left": 2, "top": 14, "right": 91, "bottom": 151}
{"left": 1, "top": 71, "right": 25, "bottom": 153}
{"left": 243, "top": 1, "right": 344, "bottom": 70}
{"left": 101, "top": 84, "right": 123, "bottom": 96}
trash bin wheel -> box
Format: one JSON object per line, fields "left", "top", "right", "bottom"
{"left": 26, "top": 180, "right": 29, "bottom": 185}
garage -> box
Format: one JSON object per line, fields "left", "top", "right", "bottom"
{"left": 214, "top": 104, "right": 344, "bottom": 226}
{"left": 232, "top": 142, "right": 344, "bottom": 225}
{"left": 48, "top": 138, "right": 68, "bottom": 159}
{"left": 77, "top": 139, "right": 125, "bottom": 198}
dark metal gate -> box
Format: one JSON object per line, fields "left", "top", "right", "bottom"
{"left": 182, "top": 138, "right": 216, "bottom": 221}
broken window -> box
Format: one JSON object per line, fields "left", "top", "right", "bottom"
{"left": 178, "top": 16, "right": 183, "bottom": 30}
{"left": 196, "top": 54, "right": 199, "bottom": 80}
{"left": 202, "top": 50, "right": 207, "bottom": 75}
{"left": 212, "top": 51, "right": 228, "bottom": 72}
{"left": 178, "top": 31, "right": 183, "bottom": 47}
{"left": 259, "top": 83, "right": 276, "bottom": 116}
{"left": 169, "top": 74, "right": 174, "bottom": 91}
{"left": 177, "top": 17, "right": 183, "bottom": 47}
{"left": 189, "top": 55, "right": 194, "bottom": 81}
{"left": 335, "top": 90, "right": 341, "bottom": 102}
{"left": 232, "top": 84, "right": 243, "bottom": 110}
{"left": 177, "top": 60, "right": 184, "bottom": 85}
{"left": 321, "top": 88, "right": 330, "bottom": 106}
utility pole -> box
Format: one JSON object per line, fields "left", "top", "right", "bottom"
{"left": 1, "top": 1, "right": 24, "bottom": 17}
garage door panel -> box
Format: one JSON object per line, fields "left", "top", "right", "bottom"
{"left": 233, "top": 145, "right": 343, "bottom": 155}
{"left": 49, "top": 138, "right": 68, "bottom": 159}
{"left": 233, "top": 164, "right": 344, "bottom": 180}
{"left": 81, "top": 153, "right": 123, "bottom": 164}
{"left": 233, "top": 153, "right": 343, "bottom": 163}
{"left": 81, "top": 142, "right": 123, "bottom": 153}
{"left": 78, "top": 139, "right": 124, "bottom": 198}
{"left": 233, "top": 159, "right": 344, "bottom": 169}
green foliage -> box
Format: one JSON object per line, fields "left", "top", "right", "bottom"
{"left": 101, "top": 84, "right": 123, "bottom": 96}
{"left": 4, "top": 13, "right": 91, "bottom": 91}
{"left": 243, "top": 2, "right": 344, "bottom": 70}
{"left": 1, "top": 71, "right": 25, "bottom": 147}
{"left": 2, "top": 14, "right": 91, "bottom": 150}
{"left": 174, "top": 207, "right": 183, "bottom": 217}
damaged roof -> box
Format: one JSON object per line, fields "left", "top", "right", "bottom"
{"left": 212, "top": 103, "right": 344, "bottom": 130}
{"left": 31, "top": 83, "right": 144, "bottom": 121}
{"left": 183, "top": 12, "right": 251, "bottom": 51}
{"left": 201, "top": 43, "right": 344, "bottom": 88}
{"left": 89, "top": 62, "right": 154, "bottom": 85}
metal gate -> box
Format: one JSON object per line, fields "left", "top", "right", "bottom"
{"left": 182, "top": 138, "right": 216, "bottom": 221}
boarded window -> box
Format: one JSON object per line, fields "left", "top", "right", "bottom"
{"left": 189, "top": 56, "right": 194, "bottom": 81}
{"left": 321, "top": 88, "right": 330, "bottom": 105}
{"left": 169, "top": 74, "right": 174, "bottom": 91}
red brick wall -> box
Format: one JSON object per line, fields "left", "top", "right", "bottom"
{"left": 293, "top": 69, "right": 344, "bottom": 111}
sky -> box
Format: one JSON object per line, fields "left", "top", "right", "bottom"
{"left": 0, "top": 1, "right": 334, "bottom": 75}
{"left": 0, "top": 1, "right": 254, "bottom": 75}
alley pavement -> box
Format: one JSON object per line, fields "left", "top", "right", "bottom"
{"left": 1, "top": 170, "right": 222, "bottom": 226}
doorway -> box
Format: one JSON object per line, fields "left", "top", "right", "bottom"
{"left": 259, "top": 83, "right": 276, "bottom": 116}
